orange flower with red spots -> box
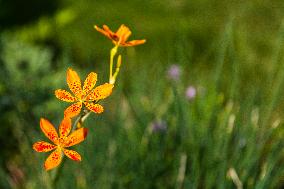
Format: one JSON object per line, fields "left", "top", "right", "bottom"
{"left": 33, "top": 118, "right": 87, "bottom": 171}
{"left": 55, "top": 68, "right": 113, "bottom": 118}
{"left": 94, "top": 24, "right": 146, "bottom": 47}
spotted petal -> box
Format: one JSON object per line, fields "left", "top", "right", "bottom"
{"left": 44, "top": 148, "right": 62, "bottom": 171}
{"left": 55, "top": 89, "right": 76, "bottom": 102}
{"left": 86, "top": 83, "right": 113, "bottom": 101}
{"left": 59, "top": 117, "right": 72, "bottom": 138}
{"left": 67, "top": 68, "right": 82, "bottom": 98}
{"left": 33, "top": 141, "right": 56, "bottom": 152}
{"left": 84, "top": 102, "right": 104, "bottom": 114}
{"left": 40, "top": 118, "right": 59, "bottom": 144}
{"left": 64, "top": 102, "right": 82, "bottom": 118}
{"left": 83, "top": 72, "right": 97, "bottom": 95}
{"left": 64, "top": 128, "right": 88, "bottom": 147}
{"left": 63, "top": 149, "right": 82, "bottom": 161}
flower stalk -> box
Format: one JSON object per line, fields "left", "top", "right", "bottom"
{"left": 33, "top": 23, "right": 145, "bottom": 185}
{"left": 75, "top": 109, "right": 91, "bottom": 129}
{"left": 109, "top": 45, "right": 118, "bottom": 84}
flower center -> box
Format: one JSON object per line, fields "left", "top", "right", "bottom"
{"left": 58, "top": 137, "right": 67, "bottom": 147}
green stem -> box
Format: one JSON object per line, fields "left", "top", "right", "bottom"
{"left": 109, "top": 46, "right": 118, "bottom": 83}
{"left": 111, "top": 55, "right": 122, "bottom": 84}
{"left": 74, "top": 109, "right": 91, "bottom": 129}
{"left": 52, "top": 43, "right": 119, "bottom": 186}
{"left": 214, "top": 18, "right": 233, "bottom": 89}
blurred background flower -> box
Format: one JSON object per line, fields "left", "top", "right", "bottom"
{"left": 151, "top": 120, "right": 167, "bottom": 133}
{"left": 167, "top": 64, "right": 181, "bottom": 82}
{"left": 185, "top": 86, "right": 196, "bottom": 100}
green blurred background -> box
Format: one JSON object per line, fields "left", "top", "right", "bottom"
{"left": 2, "top": 0, "right": 284, "bottom": 188}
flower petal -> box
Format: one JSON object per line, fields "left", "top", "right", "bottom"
{"left": 33, "top": 141, "right": 56, "bottom": 152}
{"left": 44, "top": 148, "right": 62, "bottom": 171}
{"left": 83, "top": 72, "right": 97, "bottom": 95}
{"left": 84, "top": 102, "right": 104, "bottom": 114}
{"left": 63, "top": 149, "right": 82, "bottom": 161}
{"left": 64, "top": 128, "right": 88, "bottom": 147}
{"left": 94, "top": 25, "right": 113, "bottom": 40}
{"left": 116, "top": 24, "right": 132, "bottom": 42}
{"left": 40, "top": 118, "right": 59, "bottom": 144}
{"left": 59, "top": 117, "right": 72, "bottom": 138}
{"left": 55, "top": 89, "right": 76, "bottom": 102}
{"left": 64, "top": 102, "right": 82, "bottom": 118}
{"left": 123, "top": 39, "right": 146, "bottom": 47}
{"left": 67, "top": 68, "right": 83, "bottom": 98}
{"left": 103, "top": 25, "right": 115, "bottom": 35}
{"left": 86, "top": 83, "right": 113, "bottom": 101}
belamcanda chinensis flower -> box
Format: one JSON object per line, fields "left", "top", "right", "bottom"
{"left": 94, "top": 24, "right": 146, "bottom": 47}
{"left": 33, "top": 118, "right": 88, "bottom": 171}
{"left": 55, "top": 68, "right": 113, "bottom": 118}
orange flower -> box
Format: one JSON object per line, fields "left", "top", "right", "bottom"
{"left": 94, "top": 24, "right": 146, "bottom": 47}
{"left": 55, "top": 68, "right": 113, "bottom": 118}
{"left": 33, "top": 118, "right": 88, "bottom": 171}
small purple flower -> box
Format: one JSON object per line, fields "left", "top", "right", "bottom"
{"left": 185, "top": 86, "right": 196, "bottom": 100}
{"left": 167, "top": 64, "right": 181, "bottom": 81}
{"left": 151, "top": 120, "right": 167, "bottom": 133}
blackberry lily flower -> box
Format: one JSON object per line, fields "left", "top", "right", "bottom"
{"left": 33, "top": 118, "right": 88, "bottom": 171}
{"left": 55, "top": 68, "right": 113, "bottom": 118}
{"left": 94, "top": 24, "right": 146, "bottom": 47}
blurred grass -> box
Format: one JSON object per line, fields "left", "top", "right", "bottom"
{"left": 2, "top": 0, "right": 284, "bottom": 188}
